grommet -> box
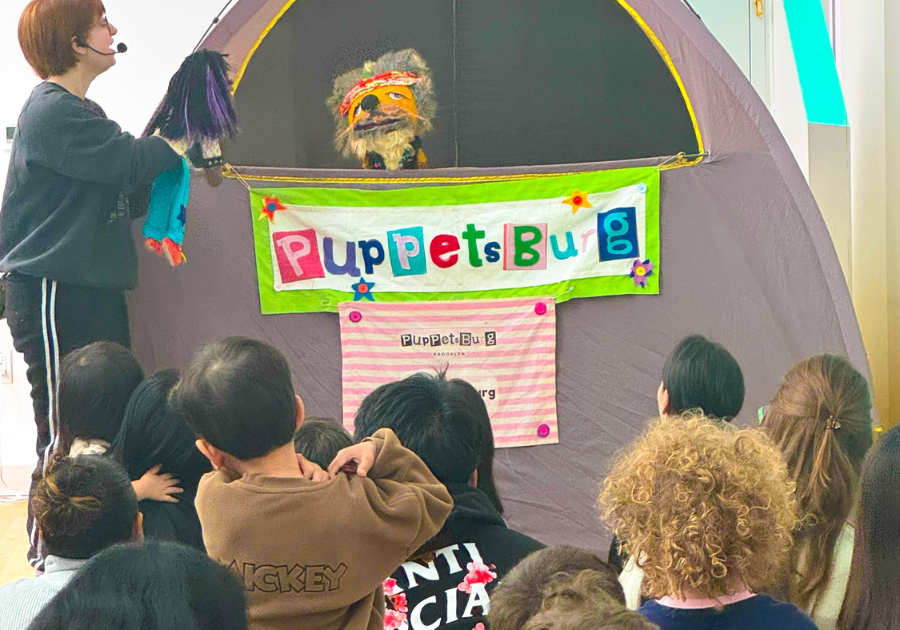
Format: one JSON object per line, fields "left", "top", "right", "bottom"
{"left": 534, "top": 302, "right": 548, "bottom": 315}
{"left": 537, "top": 423, "right": 551, "bottom": 438}
{"left": 349, "top": 311, "right": 362, "bottom": 323}
{"left": 638, "top": 183, "right": 647, "bottom": 193}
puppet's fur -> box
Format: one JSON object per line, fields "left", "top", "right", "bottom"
{"left": 364, "top": 128, "right": 417, "bottom": 169}
{"left": 328, "top": 49, "right": 436, "bottom": 167}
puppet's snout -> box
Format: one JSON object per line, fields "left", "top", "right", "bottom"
{"left": 360, "top": 94, "right": 380, "bottom": 113}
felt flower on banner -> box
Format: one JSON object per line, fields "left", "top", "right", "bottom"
{"left": 562, "top": 190, "right": 593, "bottom": 214}
{"left": 259, "top": 196, "right": 286, "bottom": 222}
{"left": 384, "top": 609, "right": 407, "bottom": 630}
{"left": 630, "top": 258, "right": 654, "bottom": 288}
{"left": 457, "top": 562, "right": 497, "bottom": 593}
{"left": 352, "top": 277, "right": 376, "bottom": 301}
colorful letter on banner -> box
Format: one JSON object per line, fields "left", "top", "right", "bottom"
{"left": 251, "top": 167, "right": 659, "bottom": 313}
{"left": 339, "top": 297, "right": 559, "bottom": 448}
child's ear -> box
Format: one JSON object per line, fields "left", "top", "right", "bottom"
{"left": 196, "top": 439, "right": 226, "bottom": 470}
{"left": 657, "top": 382, "right": 670, "bottom": 418}
{"left": 295, "top": 394, "right": 306, "bottom": 429}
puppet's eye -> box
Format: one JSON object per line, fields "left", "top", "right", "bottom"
{"left": 388, "top": 92, "right": 405, "bottom": 101}
{"left": 354, "top": 104, "right": 363, "bottom": 117}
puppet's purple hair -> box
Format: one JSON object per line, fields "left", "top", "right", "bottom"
{"left": 143, "top": 50, "right": 239, "bottom": 141}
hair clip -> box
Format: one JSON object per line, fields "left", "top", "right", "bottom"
{"left": 826, "top": 416, "right": 842, "bottom": 431}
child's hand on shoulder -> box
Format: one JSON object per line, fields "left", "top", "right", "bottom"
{"left": 297, "top": 454, "right": 331, "bottom": 482}
{"left": 133, "top": 464, "right": 184, "bottom": 503}
{"left": 327, "top": 440, "right": 376, "bottom": 478}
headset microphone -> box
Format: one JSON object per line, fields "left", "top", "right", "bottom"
{"left": 80, "top": 41, "right": 128, "bottom": 55}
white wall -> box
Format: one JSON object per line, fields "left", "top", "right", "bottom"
{"left": 839, "top": 0, "right": 890, "bottom": 421}
{"left": 0, "top": 0, "right": 232, "bottom": 493}
{"left": 1, "top": 0, "right": 232, "bottom": 174}
{"left": 0, "top": 320, "right": 36, "bottom": 494}
{"left": 769, "top": 0, "right": 810, "bottom": 178}
{"left": 884, "top": 0, "right": 900, "bottom": 425}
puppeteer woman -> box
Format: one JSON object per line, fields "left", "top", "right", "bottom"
{"left": 0, "top": 0, "right": 180, "bottom": 567}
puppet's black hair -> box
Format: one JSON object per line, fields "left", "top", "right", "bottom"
{"left": 143, "top": 50, "right": 239, "bottom": 142}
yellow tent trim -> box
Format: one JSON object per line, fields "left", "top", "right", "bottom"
{"left": 617, "top": 0, "right": 705, "bottom": 161}
{"left": 231, "top": 0, "right": 298, "bottom": 94}
{"left": 226, "top": 170, "right": 591, "bottom": 185}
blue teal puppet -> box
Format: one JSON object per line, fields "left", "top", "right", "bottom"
{"left": 141, "top": 50, "right": 239, "bottom": 266}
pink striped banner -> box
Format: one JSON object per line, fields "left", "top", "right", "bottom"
{"left": 339, "top": 297, "right": 559, "bottom": 448}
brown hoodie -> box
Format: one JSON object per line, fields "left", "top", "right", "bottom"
{"left": 196, "top": 428, "right": 453, "bottom": 630}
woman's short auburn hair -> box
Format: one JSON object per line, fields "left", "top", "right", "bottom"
{"left": 19, "top": 0, "right": 106, "bottom": 80}
{"left": 599, "top": 413, "right": 799, "bottom": 600}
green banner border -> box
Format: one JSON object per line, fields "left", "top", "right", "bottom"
{"left": 250, "top": 167, "right": 660, "bottom": 314}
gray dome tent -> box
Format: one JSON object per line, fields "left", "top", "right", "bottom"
{"left": 131, "top": 0, "right": 869, "bottom": 548}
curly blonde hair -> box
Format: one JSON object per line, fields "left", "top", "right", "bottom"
{"left": 599, "top": 414, "right": 798, "bottom": 600}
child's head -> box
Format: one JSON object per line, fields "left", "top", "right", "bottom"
{"left": 489, "top": 546, "right": 624, "bottom": 630}
{"left": 838, "top": 426, "right": 900, "bottom": 630}
{"left": 659, "top": 334, "right": 744, "bottom": 421}
{"left": 600, "top": 414, "right": 797, "bottom": 600}
{"left": 58, "top": 341, "right": 144, "bottom": 448}
{"left": 353, "top": 371, "right": 487, "bottom": 485}
{"left": 520, "top": 572, "right": 658, "bottom": 630}
{"left": 762, "top": 353, "right": 872, "bottom": 608}
{"left": 293, "top": 418, "right": 353, "bottom": 469}
{"left": 109, "top": 369, "right": 210, "bottom": 483}
{"left": 32, "top": 455, "right": 140, "bottom": 559}
{"left": 172, "top": 337, "right": 301, "bottom": 463}
{"left": 29, "top": 540, "right": 248, "bottom": 630}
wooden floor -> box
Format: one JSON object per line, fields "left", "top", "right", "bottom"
{"left": 0, "top": 501, "right": 34, "bottom": 585}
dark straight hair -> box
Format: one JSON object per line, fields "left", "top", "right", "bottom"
{"left": 662, "top": 334, "right": 744, "bottom": 420}
{"left": 354, "top": 371, "right": 487, "bottom": 486}
{"left": 172, "top": 337, "right": 297, "bottom": 461}
{"left": 837, "top": 426, "right": 900, "bottom": 630}
{"left": 473, "top": 407, "right": 504, "bottom": 515}
{"left": 108, "top": 369, "right": 210, "bottom": 485}
{"left": 27, "top": 541, "right": 248, "bottom": 630}
{"left": 58, "top": 342, "right": 144, "bottom": 451}
{"left": 293, "top": 418, "right": 353, "bottom": 469}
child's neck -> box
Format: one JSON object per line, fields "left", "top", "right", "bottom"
{"left": 230, "top": 444, "right": 303, "bottom": 478}
{"left": 663, "top": 579, "right": 753, "bottom": 604}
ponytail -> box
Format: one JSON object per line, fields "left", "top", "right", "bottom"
{"left": 790, "top": 414, "right": 855, "bottom": 607}
{"left": 30, "top": 455, "right": 138, "bottom": 559}
{"left": 33, "top": 457, "right": 104, "bottom": 537}
{"left": 762, "top": 354, "right": 873, "bottom": 609}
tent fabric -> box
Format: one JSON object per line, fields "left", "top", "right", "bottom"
{"left": 223, "top": 0, "right": 701, "bottom": 168}
{"left": 129, "top": 0, "right": 870, "bottom": 550}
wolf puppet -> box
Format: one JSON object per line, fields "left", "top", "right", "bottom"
{"left": 329, "top": 49, "right": 436, "bottom": 170}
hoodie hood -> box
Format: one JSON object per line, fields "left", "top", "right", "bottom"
{"left": 419, "top": 483, "right": 506, "bottom": 554}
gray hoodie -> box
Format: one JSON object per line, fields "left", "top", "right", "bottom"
{"left": 0, "top": 82, "right": 179, "bottom": 289}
